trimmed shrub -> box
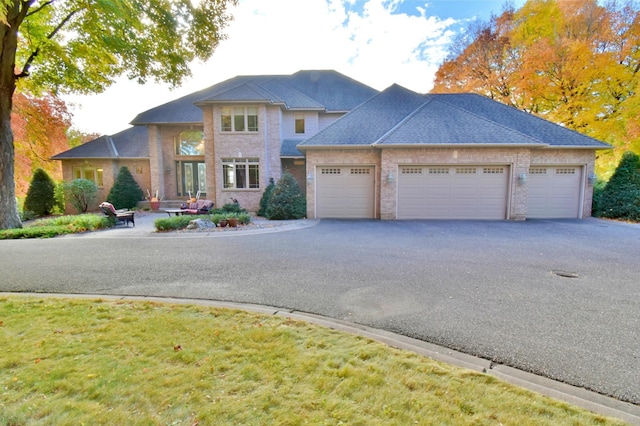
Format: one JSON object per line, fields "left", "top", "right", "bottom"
{"left": 154, "top": 216, "right": 194, "bottom": 231}
{"left": 52, "top": 182, "right": 66, "bottom": 215}
{"left": 0, "top": 214, "right": 111, "bottom": 239}
{"left": 24, "top": 168, "right": 56, "bottom": 217}
{"left": 597, "top": 151, "right": 640, "bottom": 221}
{"left": 212, "top": 203, "right": 247, "bottom": 215}
{"left": 258, "top": 177, "right": 275, "bottom": 217}
{"left": 65, "top": 179, "right": 98, "bottom": 213}
{"left": 265, "top": 172, "right": 306, "bottom": 220}
{"left": 107, "top": 166, "right": 144, "bottom": 209}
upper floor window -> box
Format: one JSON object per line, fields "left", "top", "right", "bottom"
{"left": 73, "top": 166, "right": 103, "bottom": 187}
{"left": 175, "top": 130, "right": 204, "bottom": 156}
{"left": 295, "top": 113, "right": 305, "bottom": 134}
{"left": 221, "top": 107, "right": 258, "bottom": 132}
{"left": 222, "top": 158, "right": 260, "bottom": 189}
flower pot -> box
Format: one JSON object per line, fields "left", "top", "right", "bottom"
{"left": 228, "top": 217, "right": 238, "bottom": 227}
{"left": 149, "top": 200, "right": 161, "bottom": 211}
{"left": 218, "top": 219, "right": 228, "bottom": 228}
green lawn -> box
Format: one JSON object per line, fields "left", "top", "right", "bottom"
{"left": 0, "top": 296, "right": 626, "bottom": 425}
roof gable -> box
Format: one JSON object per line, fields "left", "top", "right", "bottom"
{"left": 299, "top": 84, "right": 427, "bottom": 147}
{"left": 131, "top": 70, "right": 378, "bottom": 125}
{"left": 300, "top": 85, "right": 610, "bottom": 150}
{"left": 51, "top": 126, "right": 149, "bottom": 160}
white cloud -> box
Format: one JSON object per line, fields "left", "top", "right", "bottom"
{"left": 65, "top": 0, "right": 459, "bottom": 135}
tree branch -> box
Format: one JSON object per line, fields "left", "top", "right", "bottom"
{"left": 26, "top": 0, "right": 54, "bottom": 17}
{"left": 16, "top": 6, "right": 83, "bottom": 80}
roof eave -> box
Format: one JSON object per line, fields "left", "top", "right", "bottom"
{"left": 375, "top": 143, "right": 549, "bottom": 148}
{"left": 129, "top": 121, "right": 203, "bottom": 126}
{"left": 297, "top": 144, "right": 373, "bottom": 151}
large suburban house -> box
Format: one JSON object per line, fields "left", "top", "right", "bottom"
{"left": 53, "top": 70, "right": 610, "bottom": 220}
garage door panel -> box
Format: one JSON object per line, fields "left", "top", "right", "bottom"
{"left": 316, "top": 166, "right": 374, "bottom": 218}
{"left": 398, "top": 165, "right": 508, "bottom": 220}
{"left": 527, "top": 166, "right": 581, "bottom": 218}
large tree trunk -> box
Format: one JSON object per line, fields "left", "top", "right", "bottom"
{"left": 0, "top": 3, "right": 28, "bottom": 229}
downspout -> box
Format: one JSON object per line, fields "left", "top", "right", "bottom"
{"left": 264, "top": 105, "right": 270, "bottom": 180}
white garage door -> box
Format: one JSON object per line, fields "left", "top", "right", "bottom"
{"left": 527, "top": 166, "right": 582, "bottom": 218}
{"left": 316, "top": 166, "right": 375, "bottom": 218}
{"left": 398, "top": 165, "right": 508, "bottom": 219}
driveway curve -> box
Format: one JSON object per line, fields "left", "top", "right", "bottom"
{"left": 1, "top": 217, "right": 639, "bottom": 410}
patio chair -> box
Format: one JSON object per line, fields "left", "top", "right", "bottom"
{"left": 99, "top": 202, "right": 135, "bottom": 227}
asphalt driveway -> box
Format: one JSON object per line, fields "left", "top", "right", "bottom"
{"left": 1, "top": 218, "right": 639, "bottom": 409}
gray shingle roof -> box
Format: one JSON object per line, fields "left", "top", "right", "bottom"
{"left": 131, "top": 70, "right": 378, "bottom": 125}
{"left": 51, "top": 126, "right": 149, "bottom": 160}
{"left": 281, "top": 139, "right": 304, "bottom": 157}
{"left": 299, "top": 85, "right": 611, "bottom": 149}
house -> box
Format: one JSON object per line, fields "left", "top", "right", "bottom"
{"left": 53, "top": 70, "right": 610, "bottom": 220}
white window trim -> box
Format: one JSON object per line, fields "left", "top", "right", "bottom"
{"left": 222, "top": 158, "right": 260, "bottom": 190}
{"left": 221, "top": 106, "right": 259, "bottom": 133}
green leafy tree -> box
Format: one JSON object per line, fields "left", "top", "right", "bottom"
{"left": 597, "top": 151, "right": 640, "bottom": 221}
{"left": 64, "top": 178, "right": 98, "bottom": 213}
{"left": 107, "top": 166, "right": 144, "bottom": 210}
{"left": 258, "top": 177, "right": 275, "bottom": 217}
{"left": 23, "top": 168, "right": 55, "bottom": 217}
{"left": 0, "top": 0, "right": 237, "bottom": 229}
{"left": 265, "top": 172, "right": 306, "bottom": 220}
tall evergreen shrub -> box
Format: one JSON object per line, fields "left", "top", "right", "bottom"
{"left": 107, "top": 166, "right": 144, "bottom": 209}
{"left": 265, "top": 172, "right": 306, "bottom": 220}
{"left": 597, "top": 151, "right": 640, "bottom": 221}
{"left": 258, "top": 177, "right": 275, "bottom": 217}
{"left": 24, "top": 168, "right": 56, "bottom": 217}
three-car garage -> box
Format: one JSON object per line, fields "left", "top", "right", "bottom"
{"left": 312, "top": 163, "right": 585, "bottom": 220}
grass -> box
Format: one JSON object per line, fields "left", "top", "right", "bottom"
{"left": 0, "top": 296, "right": 627, "bottom": 426}
{"left": 0, "top": 214, "right": 111, "bottom": 239}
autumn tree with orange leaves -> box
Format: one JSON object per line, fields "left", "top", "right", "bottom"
{"left": 12, "top": 92, "right": 71, "bottom": 197}
{"left": 432, "top": 0, "right": 640, "bottom": 177}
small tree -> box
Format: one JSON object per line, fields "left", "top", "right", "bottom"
{"left": 265, "top": 172, "right": 306, "bottom": 220}
{"left": 107, "top": 167, "right": 144, "bottom": 210}
{"left": 23, "top": 168, "right": 56, "bottom": 217}
{"left": 65, "top": 179, "right": 98, "bottom": 213}
{"left": 597, "top": 151, "right": 640, "bottom": 221}
{"left": 258, "top": 177, "right": 275, "bottom": 217}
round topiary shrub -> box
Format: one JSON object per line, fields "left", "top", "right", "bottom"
{"left": 597, "top": 151, "right": 640, "bottom": 221}
{"left": 24, "top": 168, "right": 56, "bottom": 217}
{"left": 65, "top": 179, "right": 98, "bottom": 213}
{"left": 107, "top": 166, "right": 144, "bottom": 209}
{"left": 265, "top": 172, "right": 306, "bottom": 220}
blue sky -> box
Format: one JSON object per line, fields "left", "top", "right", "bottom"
{"left": 66, "top": 0, "right": 525, "bottom": 135}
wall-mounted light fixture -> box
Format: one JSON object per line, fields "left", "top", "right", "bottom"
{"left": 386, "top": 172, "right": 395, "bottom": 184}
{"left": 518, "top": 173, "right": 527, "bottom": 185}
{"left": 588, "top": 172, "right": 597, "bottom": 185}
{"left": 164, "top": 166, "right": 172, "bottom": 175}
{"left": 306, "top": 172, "right": 314, "bottom": 182}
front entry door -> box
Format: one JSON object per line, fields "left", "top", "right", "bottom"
{"left": 179, "top": 161, "right": 206, "bottom": 197}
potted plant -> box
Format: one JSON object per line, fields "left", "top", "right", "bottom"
{"left": 227, "top": 215, "right": 238, "bottom": 227}
{"left": 146, "top": 189, "right": 162, "bottom": 210}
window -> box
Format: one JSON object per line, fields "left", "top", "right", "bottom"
{"left": 221, "top": 107, "right": 258, "bottom": 132}
{"left": 175, "top": 130, "right": 204, "bottom": 156}
{"left": 295, "top": 113, "right": 305, "bottom": 134}
{"left": 73, "top": 167, "right": 103, "bottom": 187}
{"left": 222, "top": 158, "right": 260, "bottom": 189}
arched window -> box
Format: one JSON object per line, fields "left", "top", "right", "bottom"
{"left": 175, "top": 130, "right": 204, "bottom": 156}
